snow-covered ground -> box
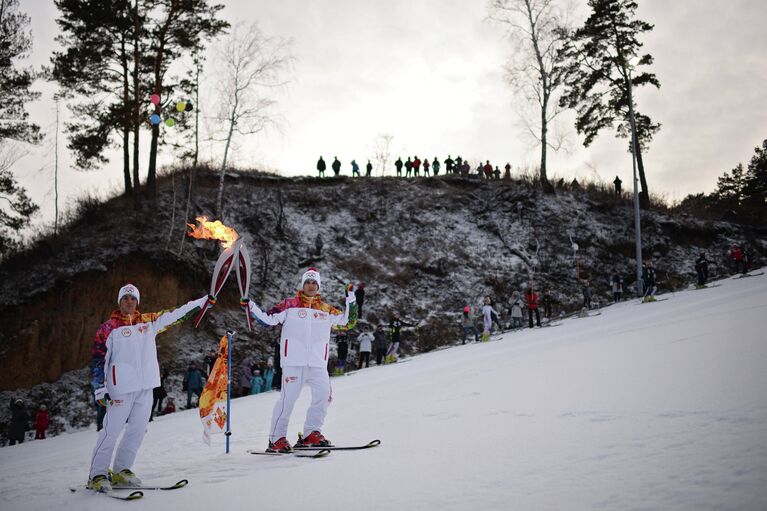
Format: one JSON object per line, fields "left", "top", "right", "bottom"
{"left": 2, "top": 270, "right": 766, "bottom": 511}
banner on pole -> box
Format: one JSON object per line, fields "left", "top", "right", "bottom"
{"left": 200, "top": 334, "right": 229, "bottom": 445}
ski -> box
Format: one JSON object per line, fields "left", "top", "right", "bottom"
{"left": 692, "top": 284, "right": 721, "bottom": 290}
{"left": 638, "top": 297, "right": 669, "bottom": 303}
{"left": 293, "top": 439, "right": 381, "bottom": 451}
{"left": 737, "top": 271, "right": 764, "bottom": 278}
{"left": 575, "top": 312, "right": 602, "bottom": 318}
{"left": 69, "top": 487, "right": 144, "bottom": 501}
{"left": 113, "top": 479, "right": 188, "bottom": 491}
{"left": 247, "top": 449, "right": 331, "bottom": 458}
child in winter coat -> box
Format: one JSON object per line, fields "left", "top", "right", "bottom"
{"left": 250, "top": 370, "right": 264, "bottom": 394}
{"left": 509, "top": 292, "right": 524, "bottom": 329}
{"left": 481, "top": 297, "right": 501, "bottom": 341}
{"left": 263, "top": 357, "right": 275, "bottom": 391}
{"left": 35, "top": 404, "right": 49, "bottom": 439}
{"left": 461, "top": 307, "right": 480, "bottom": 344}
{"left": 162, "top": 398, "right": 176, "bottom": 415}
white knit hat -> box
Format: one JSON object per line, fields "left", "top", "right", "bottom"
{"left": 301, "top": 268, "right": 321, "bottom": 291}
{"left": 117, "top": 284, "right": 140, "bottom": 305}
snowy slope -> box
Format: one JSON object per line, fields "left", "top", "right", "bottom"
{"left": 1, "top": 271, "right": 766, "bottom": 511}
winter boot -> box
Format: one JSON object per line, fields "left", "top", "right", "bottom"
{"left": 266, "top": 437, "right": 293, "bottom": 453}
{"left": 110, "top": 468, "right": 142, "bottom": 487}
{"left": 87, "top": 474, "right": 112, "bottom": 493}
{"left": 295, "top": 430, "right": 332, "bottom": 448}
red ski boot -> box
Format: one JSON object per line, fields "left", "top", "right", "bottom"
{"left": 295, "top": 431, "right": 332, "bottom": 448}
{"left": 266, "top": 437, "right": 293, "bottom": 453}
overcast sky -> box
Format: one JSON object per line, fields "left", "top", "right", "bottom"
{"left": 14, "top": 0, "right": 767, "bottom": 227}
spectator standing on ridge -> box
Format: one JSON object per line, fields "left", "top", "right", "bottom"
{"left": 332, "top": 157, "right": 341, "bottom": 176}
{"left": 35, "top": 404, "right": 49, "bottom": 439}
{"left": 742, "top": 245, "right": 753, "bottom": 274}
{"left": 354, "top": 282, "right": 366, "bottom": 318}
{"left": 611, "top": 272, "right": 624, "bottom": 302}
{"left": 405, "top": 157, "right": 413, "bottom": 177}
{"left": 461, "top": 306, "right": 480, "bottom": 344}
{"left": 203, "top": 349, "right": 216, "bottom": 377}
{"left": 525, "top": 287, "right": 541, "bottom": 328}
{"left": 413, "top": 156, "right": 421, "bottom": 177}
{"left": 351, "top": 159, "right": 360, "bottom": 177}
{"left": 151, "top": 366, "right": 168, "bottom": 420}
{"left": 483, "top": 161, "right": 493, "bottom": 179}
{"left": 366, "top": 160, "right": 373, "bottom": 176}
{"left": 432, "top": 157, "right": 440, "bottom": 175}
{"left": 729, "top": 245, "right": 743, "bottom": 274}
{"left": 504, "top": 162, "right": 511, "bottom": 180}
{"left": 494, "top": 166, "right": 501, "bottom": 180}
{"left": 183, "top": 362, "right": 204, "bottom": 409}
{"left": 317, "top": 156, "right": 326, "bottom": 177}
{"left": 694, "top": 253, "right": 709, "bottom": 288}
{"left": 357, "top": 326, "right": 374, "bottom": 368}
{"left": 395, "top": 157, "right": 403, "bottom": 176}
{"left": 387, "top": 317, "right": 406, "bottom": 360}
{"left": 455, "top": 156, "right": 463, "bottom": 174}
{"left": 374, "top": 325, "right": 388, "bottom": 365}
{"left": 423, "top": 158, "right": 430, "bottom": 176}
{"left": 613, "top": 176, "right": 622, "bottom": 196}
{"left": 444, "top": 155, "right": 454, "bottom": 174}
{"left": 263, "top": 357, "right": 275, "bottom": 391}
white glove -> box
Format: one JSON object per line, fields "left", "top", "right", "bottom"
{"left": 346, "top": 290, "right": 356, "bottom": 304}
{"left": 94, "top": 386, "right": 109, "bottom": 407}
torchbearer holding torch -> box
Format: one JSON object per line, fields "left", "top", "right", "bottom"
{"left": 241, "top": 268, "right": 357, "bottom": 452}
{"left": 86, "top": 284, "right": 212, "bottom": 493}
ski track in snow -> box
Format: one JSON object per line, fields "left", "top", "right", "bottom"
{"left": 1, "top": 270, "right": 767, "bottom": 510}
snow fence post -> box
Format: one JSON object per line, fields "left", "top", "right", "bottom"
{"left": 226, "top": 330, "right": 235, "bottom": 454}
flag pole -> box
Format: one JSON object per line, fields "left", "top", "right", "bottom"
{"left": 226, "top": 330, "right": 235, "bottom": 454}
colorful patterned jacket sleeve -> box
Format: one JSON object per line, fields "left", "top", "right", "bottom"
{"left": 91, "top": 320, "right": 113, "bottom": 390}
{"left": 143, "top": 296, "right": 208, "bottom": 334}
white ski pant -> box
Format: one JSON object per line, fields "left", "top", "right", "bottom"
{"left": 89, "top": 389, "right": 153, "bottom": 479}
{"left": 269, "top": 366, "right": 331, "bottom": 442}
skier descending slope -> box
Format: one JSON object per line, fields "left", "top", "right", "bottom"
{"left": 88, "top": 284, "right": 210, "bottom": 492}
{"left": 244, "top": 268, "right": 356, "bottom": 453}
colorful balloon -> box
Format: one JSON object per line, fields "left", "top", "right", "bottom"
{"left": 150, "top": 94, "right": 161, "bottom": 105}
{"left": 176, "top": 101, "right": 186, "bottom": 112}
{"left": 149, "top": 114, "right": 161, "bottom": 125}
{"left": 165, "top": 118, "right": 176, "bottom": 127}
{"left": 184, "top": 101, "right": 194, "bottom": 112}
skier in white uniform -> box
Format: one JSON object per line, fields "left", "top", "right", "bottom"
{"left": 87, "top": 284, "right": 210, "bottom": 492}
{"left": 245, "top": 268, "right": 356, "bottom": 452}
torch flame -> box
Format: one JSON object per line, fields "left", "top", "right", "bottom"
{"left": 187, "top": 216, "right": 239, "bottom": 248}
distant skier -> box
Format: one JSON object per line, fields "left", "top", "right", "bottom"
{"left": 335, "top": 331, "right": 349, "bottom": 374}
{"left": 481, "top": 297, "right": 501, "bottom": 341}
{"left": 642, "top": 261, "right": 658, "bottom": 302}
{"left": 244, "top": 268, "right": 356, "bottom": 452}
{"left": 317, "top": 156, "right": 326, "bottom": 178}
{"left": 373, "top": 325, "right": 388, "bottom": 365}
{"left": 87, "top": 284, "right": 209, "bottom": 492}
{"left": 366, "top": 160, "right": 373, "bottom": 177}
{"left": 525, "top": 287, "right": 541, "bottom": 327}
{"left": 332, "top": 157, "right": 341, "bottom": 176}
{"left": 432, "top": 157, "right": 440, "bottom": 175}
{"left": 461, "top": 306, "right": 480, "bottom": 344}
{"left": 351, "top": 159, "right": 360, "bottom": 177}
{"left": 729, "top": 245, "right": 743, "bottom": 274}
{"left": 541, "top": 288, "right": 553, "bottom": 319}
{"left": 387, "top": 317, "right": 404, "bottom": 359}
{"left": 395, "top": 157, "right": 404, "bottom": 177}
{"left": 582, "top": 279, "right": 593, "bottom": 309}
{"left": 694, "top": 253, "right": 709, "bottom": 287}
{"left": 611, "top": 272, "right": 624, "bottom": 302}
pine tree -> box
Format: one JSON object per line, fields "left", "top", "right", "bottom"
{"left": 0, "top": 0, "right": 41, "bottom": 257}
{"left": 558, "top": 0, "right": 660, "bottom": 209}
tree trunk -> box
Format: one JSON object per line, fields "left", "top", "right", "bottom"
{"left": 540, "top": 94, "right": 554, "bottom": 193}
{"left": 131, "top": 0, "right": 141, "bottom": 199}
{"left": 148, "top": 123, "right": 159, "bottom": 196}
{"left": 120, "top": 35, "right": 132, "bottom": 197}
{"left": 635, "top": 146, "right": 651, "bottom": 209}
{"left": 217, "top": 117, "right": 236, "bottom": 217}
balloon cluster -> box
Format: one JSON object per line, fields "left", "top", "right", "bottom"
{"left": 148, "top": 94, "right": 194, "bottom": 128}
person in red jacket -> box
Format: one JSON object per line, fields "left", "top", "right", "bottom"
{"left": 730, "top": 245, "right": 743, "bottom": 273}
{"left": 483, "top": 161, "right": 493, "bottom": 179}
{"left": 413, "top": 156, "right": 421, "bottom": 177}
{"left": 525, "top": 287, "right": 541, "bottom": 328}
{"left": 35, "top": 404, "right": 49, "bottom": 439}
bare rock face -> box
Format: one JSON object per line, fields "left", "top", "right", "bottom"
{"left": 0, "top": 256, "right": 198, "bottom": 391}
